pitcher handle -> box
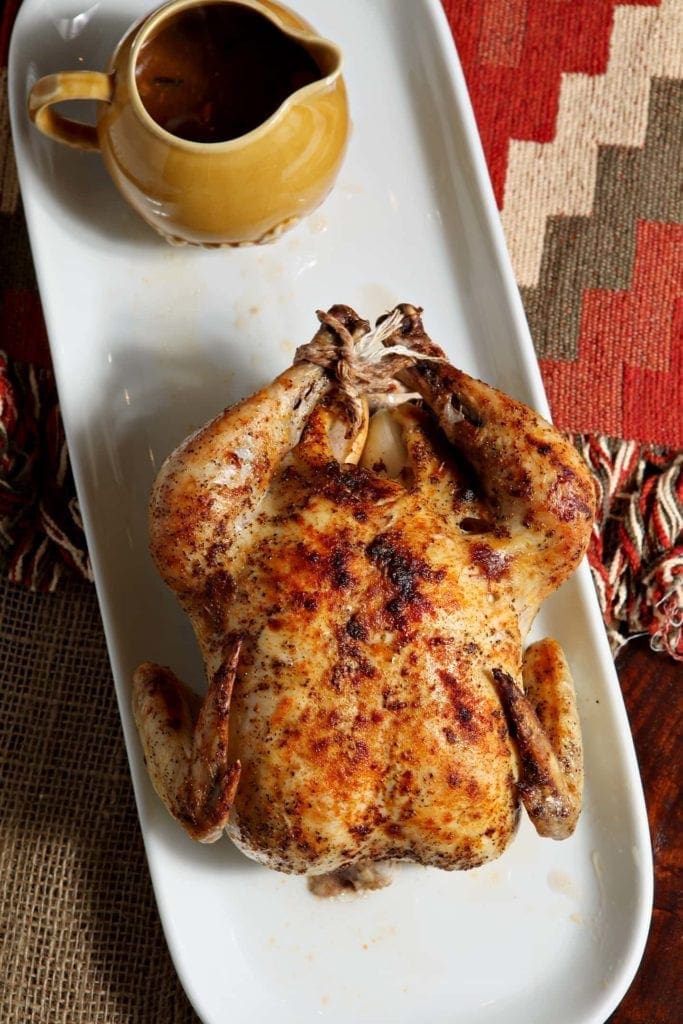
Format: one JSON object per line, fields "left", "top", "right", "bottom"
{"left": 28, "top": 71, "right": 114, "bottom": 152}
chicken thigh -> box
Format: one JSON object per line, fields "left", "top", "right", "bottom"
{"left": 133, "top": 304, "right": 594, "bottom": 880}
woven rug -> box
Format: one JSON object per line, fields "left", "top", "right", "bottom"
{"left": 0, "top": 2, "right": 681, "bottom": 1022}
{"left": 444, "top": 0, "right": 683, "bottom": 658}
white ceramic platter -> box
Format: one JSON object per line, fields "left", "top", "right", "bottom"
{"left": 9, "top": 2, "right": 653, "bottom": 1022}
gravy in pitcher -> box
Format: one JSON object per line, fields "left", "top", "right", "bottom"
{"left": 136, "top": 3, "right": 323, "bottom": 143}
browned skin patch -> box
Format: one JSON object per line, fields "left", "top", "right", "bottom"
{"left": 469, "top": 542, "right": 511, "bottom": 581}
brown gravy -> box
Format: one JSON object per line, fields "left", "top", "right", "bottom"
{"left": 136, "top": 4, "right": 322, "bottom": 143}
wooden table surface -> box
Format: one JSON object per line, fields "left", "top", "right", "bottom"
{"left": 607, "top": 639, "right": 682, "bottom": 1024}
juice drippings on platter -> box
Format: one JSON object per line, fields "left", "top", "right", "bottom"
{"left": 136, "top": 4, "right": 322, "bottom": 143}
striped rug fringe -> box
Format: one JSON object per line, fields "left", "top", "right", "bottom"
{"left": 0, "top": 351, "right": 93, "bottom": 591}
{"left": 577, "top": 434, "right": 682, "bottom": 661}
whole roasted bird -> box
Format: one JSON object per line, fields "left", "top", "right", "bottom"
{"left": 133, "top": 304, "right": 594, "bottom": 885}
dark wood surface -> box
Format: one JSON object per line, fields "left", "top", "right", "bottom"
{"left": 607, "top": 638, "right": 682, "bottom": 1023}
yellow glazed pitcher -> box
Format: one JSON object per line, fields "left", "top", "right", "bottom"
{"left": 28, "top": 0, "right": 349, "bottom": 246}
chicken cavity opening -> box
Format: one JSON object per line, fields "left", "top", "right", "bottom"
{"left": 359, "top": 408, "right": 410, "bottom": 481}
{"left": 307, "top": 860, "right": 395, "bottom": 898}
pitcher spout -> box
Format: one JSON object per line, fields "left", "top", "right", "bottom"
{"left": 252, "top": 0, "right": 344, "bottom": 95}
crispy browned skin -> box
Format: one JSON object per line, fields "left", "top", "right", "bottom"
{"left": 132, "top": 304, "right": 594, "bottom": 876}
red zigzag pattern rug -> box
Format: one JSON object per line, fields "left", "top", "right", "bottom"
{"left": 445, "top": 0, "right": 682, "bottom": 658}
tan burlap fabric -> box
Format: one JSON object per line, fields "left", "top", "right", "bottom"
{"left": 0, "top": 571, "right": 199, "bottom": 1023}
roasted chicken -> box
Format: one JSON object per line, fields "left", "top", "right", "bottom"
{"left": 133, "top": 304, "right": 594, "bottom": 883}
